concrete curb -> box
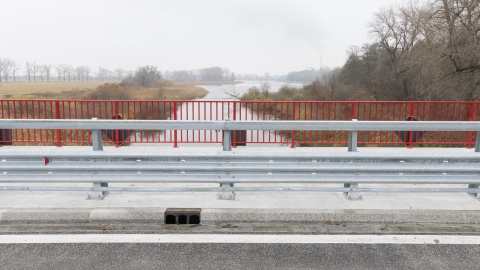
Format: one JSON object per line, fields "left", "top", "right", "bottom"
{"left": 0, "top": 208, "right": 165, "bottom": 224}
{"left": 1, "top": 208, "right": 480, "bottom": 225}
{"left": 202, "top": 209, "right": 480, "bottom": 224}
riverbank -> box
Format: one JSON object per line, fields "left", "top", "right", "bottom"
{"left": 0, "top": 81, "right": 208, "bottom": 100}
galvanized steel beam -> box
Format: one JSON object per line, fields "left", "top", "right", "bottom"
{"left": 1, "top": 119, "right": 480, "bottom": 132}
{"left": 0, "top": 174, "right": 479, "bottom": 184}
{"left": 2, "top": 186, "right": 480, "bottom": 194}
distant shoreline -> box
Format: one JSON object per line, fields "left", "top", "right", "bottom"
{"left": 177, "top": 81, "right": 244, "bottom": 86}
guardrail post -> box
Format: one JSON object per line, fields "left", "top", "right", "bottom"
{"left": 88, "top": 118, "right": 108, "bottom": 199}
{"left": 91, "top": 118, "right": 103, "bottom": 151}
{"left": 343, "top": 183, "right": 363, "bottom": 201}
{"left": 217, "top": 183, "right": 235, "bottom": 200}
{"left": 87, "top": 182, "right": 109, "bottom": 200}
{"left": 346, "top": 118, "right": 359, "bottom": 196}
{"left": 223, "top": 119, "right": 232, "bottom": 151}
{"left": 467, "top": 175, "right": 480, "bottom": 199}
{"left": 348, "top": 119, "right": 358, "bottom": 152}
{"left": 475, "top": 132, "right": 480, "bottom": 152}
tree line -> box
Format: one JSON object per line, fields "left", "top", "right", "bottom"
{"left": 0, "top": 57, "right": 235, "bottom": 86}
{"left": 163, "top": 66, "right": 235, "bottom": 82}
{"left": 339, "top": 0, "right": 479, "bottom": 101}
{"left": 269, "top": 0, "right": 479, "bottom": 102}
{"left": 0, "top": 58, "right": 130, "bottom": 83}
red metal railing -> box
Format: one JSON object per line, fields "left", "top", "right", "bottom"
{"left": 0, "top": 100, "right": 479, "bottom": 147}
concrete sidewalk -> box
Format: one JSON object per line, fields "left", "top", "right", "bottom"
{"left": 1, "top": 145, "right": 480, "bottom": 224}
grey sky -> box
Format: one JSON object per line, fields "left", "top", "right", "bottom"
{"left": 1, "top": 0, "right": 398, "bottom": 75}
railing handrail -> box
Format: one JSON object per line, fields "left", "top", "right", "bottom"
{"left": 2, "top": 99, "right": 480, "bottom": 104}
{"left": 1, "top": 119, "right": 480, "bottom": 132}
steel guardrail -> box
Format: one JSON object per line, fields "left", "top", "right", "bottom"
{"left": 1, "top": 119, "right": 480, "bottom": 131}
{"left": 1, "top": 119, "right": 480, "bottom": 151}
{"left": 1, "top": 119, "right": 480, "bottom": 200}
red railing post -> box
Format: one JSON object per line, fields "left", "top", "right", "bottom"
{"left": 408, "top": 103, "right": 414, "bottom": 148}
{"left": 467, "top": 102, "right": 475, "bottom": 149}
{"left": 55, "top": 100, "right": 61, "bottom": 147}
{"left": 232, "top": 101, "right": 237, "bottom": 148}
{"left": 173, "top": 101, "right": 178, "bottom": 148}
{"left": 114, "top": 101, "right": 119, "bottom": 115}
{"left": 291, "top": 102, "right": 295, "bottom": 148}
{"left": 351, "top": 102, "right": 356, "bottom": 146}
{"left": 114, "top": 101, "right": 120, "bottom": 147}
{"left": 351, "top": 102, "right": 355, "bottom": 120}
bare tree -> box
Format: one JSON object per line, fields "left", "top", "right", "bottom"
{"left": 1, "top": 58, "right": 14, "bottom": 82}
{"left": 97, "top": 67, "right": 108, "bottom": 81}
{"left": 38, "top": 65, "right": 45, "bottom": 81}
{"left": 133, "top": 66, "right": 161, "bottom": 87}
{"left": 171, "top": 70, "right": 196, "bottom": 82}
{"left": 97, "top": 67, "right": 116, "bottom": 81}
{"left": 54, "top": 65, "right": 62, "bottom": 81}
{"left": 326, "top": 68, "right": 341, "bottom": 100}
{"left": 367, "top": 0, "right": 480, "bottom": 101}
{"left": 11, "top": 61, "right": 20, "bottom": 82}
{"left": 43, "top": 65, "right": 52, "bottom": 82}
{"left": 85, "top": 66, "right": 91, "bottom": 81}
{"left": 65, "top": 65, "right": 73, "bottom": 81}
{"left": 114, "top": 68, "right": 125, "bottom": 81}
{"left": 370, "top": 2, "right": 428, "bottom": 100}
{"left": 75, "top": 66, "right": 84, "bottom": 81}
{"left": 31, "top": 62, "right": 40, "bottom": 82}
{"left": 25, "top": 62, "right": 32, "bottom": 81}
{"left": 58, "top": 64, "right": 69, "bottom": 81}
{"left": 433, "top": 0, "right": 480, "bottom": 100}
{"left": 199, "top": 66, "right": 224, "bottom": 81}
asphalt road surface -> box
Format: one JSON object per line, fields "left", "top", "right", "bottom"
{"left": 1, "top": 234, "right": 479, "bottom": 270}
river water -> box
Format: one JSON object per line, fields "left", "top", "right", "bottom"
{"left": 198, "top": 80, "right": 305, "bottom": 99}
{"left": 140, "top": 81, "right": 304, "bottom": 145}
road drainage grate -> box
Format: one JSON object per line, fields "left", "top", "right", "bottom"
{"left": 165, "top": 208, "right": 201, "bottom": 225}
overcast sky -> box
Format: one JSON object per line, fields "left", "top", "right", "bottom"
{"left": 1, "top": 0, "right": 399, "bottom": 75}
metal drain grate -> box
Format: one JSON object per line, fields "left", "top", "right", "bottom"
{"left": 165, "top": 208, "right": 201, "bottom": 225}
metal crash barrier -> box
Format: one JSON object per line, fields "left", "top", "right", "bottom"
{"left": 0, "top": 119, "right": 480, "bottom": 201}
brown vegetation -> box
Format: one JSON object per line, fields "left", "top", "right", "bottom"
{"left": 0, "top": 80, "right": 208, "bottom": 100}
{"left": 240, "top": 80, "right": 338, "bottom": 101}
{"left": 0, "top": 81, "right": 103, "bottom": 99}
{"left": 0, "top": 80, "right": 208, "bottom": 147}
{"left": 352, "top": 0, "right": 480, "bottom": 101}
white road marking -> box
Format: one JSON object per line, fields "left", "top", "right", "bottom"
{"left": 0, "top": 234, "right": 479, "bottom": 244}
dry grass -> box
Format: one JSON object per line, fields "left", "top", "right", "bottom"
{"left": 0, "top": 81, "right": 105, "bottom": 98}
{"left": 0, "top": 81, "right": 208, "bottom": 100}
